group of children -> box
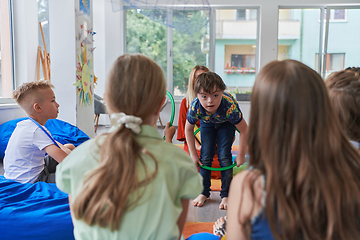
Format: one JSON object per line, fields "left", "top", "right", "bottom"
{"left": 2, "top": 53, "right": 360, "bottom": 240}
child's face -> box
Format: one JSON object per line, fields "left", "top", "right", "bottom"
{"left": 197, "top": 87, "right": 223, "bottom": 114}
{"left": 38, "top": 88, "right": 59, "bottom": 120}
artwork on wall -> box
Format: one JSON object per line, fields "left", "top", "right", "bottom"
{"left": 74, "top": 0, "right": 97, "bottom": 106}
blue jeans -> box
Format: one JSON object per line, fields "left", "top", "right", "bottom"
{"left": 199, "top": 121, "right": 235, "bottom": 198}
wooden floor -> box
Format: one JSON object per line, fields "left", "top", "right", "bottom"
{"left": 186, "top": 191, "right": 227, "bottom": 222}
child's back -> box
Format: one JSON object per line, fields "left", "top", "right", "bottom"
{"left": 56, "top": 54, "right": 202, "bottom": 239}
{"left": 4, "top": 119, "right": 55, "bottom": 183}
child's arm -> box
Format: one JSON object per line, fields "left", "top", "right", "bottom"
{"left": 54, "top": 141, "right": 75, "bottom": 154}
{"left": 177, "top": 199, "right": 190, "bottom": 240}
{"left": 234, "top": 119, "right": 248, "bottom": 167}
{"left": 44, "top": 144, "right": 69, "bottom": 163}
{"left": 185, "top": 120, "right": 202, "bottom": 166}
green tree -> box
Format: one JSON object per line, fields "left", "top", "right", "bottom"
{"left": 126, "top": 9, "right": 209, "bottom": 94}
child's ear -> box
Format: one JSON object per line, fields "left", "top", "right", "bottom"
{"left": 33, "top": 103, "right": 42, "bottom": 113}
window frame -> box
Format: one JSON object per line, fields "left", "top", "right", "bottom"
{"left": 123, "top": 5, "right": 260, "bottom": 100}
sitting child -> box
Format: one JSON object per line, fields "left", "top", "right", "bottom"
{"left": 4, "top": 80, "right": 74, "bottom": 183}
{"left": 185, "top": 71, "right": 248, "bottom": 209}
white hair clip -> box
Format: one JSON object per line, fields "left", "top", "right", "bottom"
{"left": 110, "top": 113, "right": 142, "bottom": 134}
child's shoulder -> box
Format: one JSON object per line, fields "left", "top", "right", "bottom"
{"left": 223, "top": 92, "right": 237, "bottom": 102}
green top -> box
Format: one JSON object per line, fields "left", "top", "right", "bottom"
{"left": 56, "top": 125, "right": 202, "bottom": 240}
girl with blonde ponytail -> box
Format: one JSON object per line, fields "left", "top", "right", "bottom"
{"left": 56, "top": 54, "right": 202, "bottom": 240}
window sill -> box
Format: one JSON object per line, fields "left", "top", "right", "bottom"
{"left": 0, "top": 103, "right": 19, "bottom": 110}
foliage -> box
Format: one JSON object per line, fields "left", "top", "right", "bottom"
{"left": 126, "top": 9, "right": 209, "bottom": 94}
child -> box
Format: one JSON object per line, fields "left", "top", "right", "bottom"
{"left": 4, "top": 80, "right": 74, "bottom": 183}
{"left": 185, "top": 71, "right": 248, "bottom": 209}
{"left": 55, "top": 54, "right": 202, "bottom": 239}
{"left": 325, "top": 70, "right": 360, "bottom": 149}
{"left": 225, "top": 60, "right": 360, "bottom": 239}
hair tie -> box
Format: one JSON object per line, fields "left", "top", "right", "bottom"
{"left": 110, "top": 113, "right": 142, "bottom": 134}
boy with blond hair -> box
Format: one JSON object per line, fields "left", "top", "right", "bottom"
{"left": 4, "top": 81, "right": 74, "bottom": 183}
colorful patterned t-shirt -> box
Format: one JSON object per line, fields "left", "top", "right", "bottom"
{"left": 187, "top": 92, "right": 243, "bottom": 125}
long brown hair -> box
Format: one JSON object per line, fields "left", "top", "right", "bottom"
{"left": 246, "top": 60, "right": 360, "bottom": 239}
{"left": 72, "top": 54, "right": 167, "bottom": 231}
{"left": 325, "top": 70, "right": 360, "bottom": 143}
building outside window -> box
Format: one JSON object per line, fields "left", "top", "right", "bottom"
{"left": 215, "top": 8, "right": 258, "bottom": 93}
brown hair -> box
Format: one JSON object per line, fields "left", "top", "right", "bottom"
{"left": 12, "top": 80, "right": 54, "bottom": 114}
{"left": 325, "top": 70, "right": 360, "bottom": 143}
{"left": 193, "top": 71, "right": 226, "bottom": 94}
{"left": 185, "top": 65, "right": 210, "bottom": 106}
{"left": 245, "top": 59, "right": 360, "bottom": 240}
{"left": 72, "top": 54, "right": 167, "bottom": 231}
{"left": 345, "top": 67, "right": 360, "bottom": 80}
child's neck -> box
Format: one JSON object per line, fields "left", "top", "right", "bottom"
{"left": 29, "top": 114, "right": 48, "bottom": 126}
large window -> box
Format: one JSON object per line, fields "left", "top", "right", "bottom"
{"left": 325, "top": 8, "right": 360, "bottom": 77}
{"left": 126, "top": 8, "right": 209, "bottom": 97}
{"left": 278, "top": 9, "right": 321, "bottom": 70}
{"left": 278, "top": 7, "right": 359, "bottom": 77}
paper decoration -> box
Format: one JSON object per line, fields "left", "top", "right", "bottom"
{"left": 75, "top": 0, "right": 97, "bottom": 106}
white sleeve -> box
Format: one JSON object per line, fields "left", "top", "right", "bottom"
{"left": 33, "top": 127, "right": 56, "bottom": 150}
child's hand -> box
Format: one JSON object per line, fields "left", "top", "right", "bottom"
{"left": 235, "top": 155, "right": 246, "bottom": 167}
{"left": 164, "top": 122, "right": 176, "bottom": 143}
{"left": 191, "top": 154, "right": 202, "bottom": 166}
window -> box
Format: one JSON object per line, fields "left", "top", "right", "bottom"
{"left": 0, "top": 0, "right": 13, "bottom": 99}
{"left": 278, "top": 9, "right": 322, "bottom": 71}
{"left": 230, "top": 54, "right": 255, "bottom": 70}
{"left": 215, "top": 8, "right": 258, "bottom": 93}
{"left": 126, "top": 8, "right": 210, "bottom": 97}
{"left": 315, "top": 53, "right": 345, "bottom": 72}
{"left": 324, "top": 9, "right": 347, "bottom": 21}
{"left": 237, "top": 9, "right": 257, "bottom": 21}
{"left": 325, "top": 8, "right": 360, "bottom": 77}
{"left": 236, "top": 10, "right": 246, "bottom": 20}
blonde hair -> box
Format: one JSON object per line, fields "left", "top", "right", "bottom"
{"left": 185, "top": 65, "right": 209, "bottom": 107}
{"left": 72, "top": 54, "right": 167, "bottom": 231}
{"left": 325, "top": 70, "right": 360, "bottom": 143}
{"left": 12, "top": 80, "right": 54, "bottom": 114}
{"left": 245, "top": 60, "right": 360, "bottom": 240}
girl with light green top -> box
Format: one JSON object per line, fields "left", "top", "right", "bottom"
{"left": 56, "top": 54, "right": 202, "bottom": 240}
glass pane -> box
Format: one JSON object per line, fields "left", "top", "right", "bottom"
{"left": 172, "top": 10, "right": 209, "bottom": 96}
{"left": 334, "top": 9, "right": 345, "bottom": 20}
{"left": 215, "top": 9, "right": 258, "bottom": 94}
{"left": 278, "top": 9, "right": 321, "bottom": 72}
{"left": 126, "top": 9, "right": 167, "bottom": 78}
{"left": 326, "top": 8, "right": 360, "bottom": 77}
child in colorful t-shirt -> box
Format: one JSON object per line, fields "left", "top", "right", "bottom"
{"left": 185, "top": 71, "right": 248, "bottom": 209}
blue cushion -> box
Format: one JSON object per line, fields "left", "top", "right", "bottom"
{"left": 0, "top": 176, "right": 74, "bottom": 240}
{"left": 0, "top": 118, "right": 90, "bottom": 159}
